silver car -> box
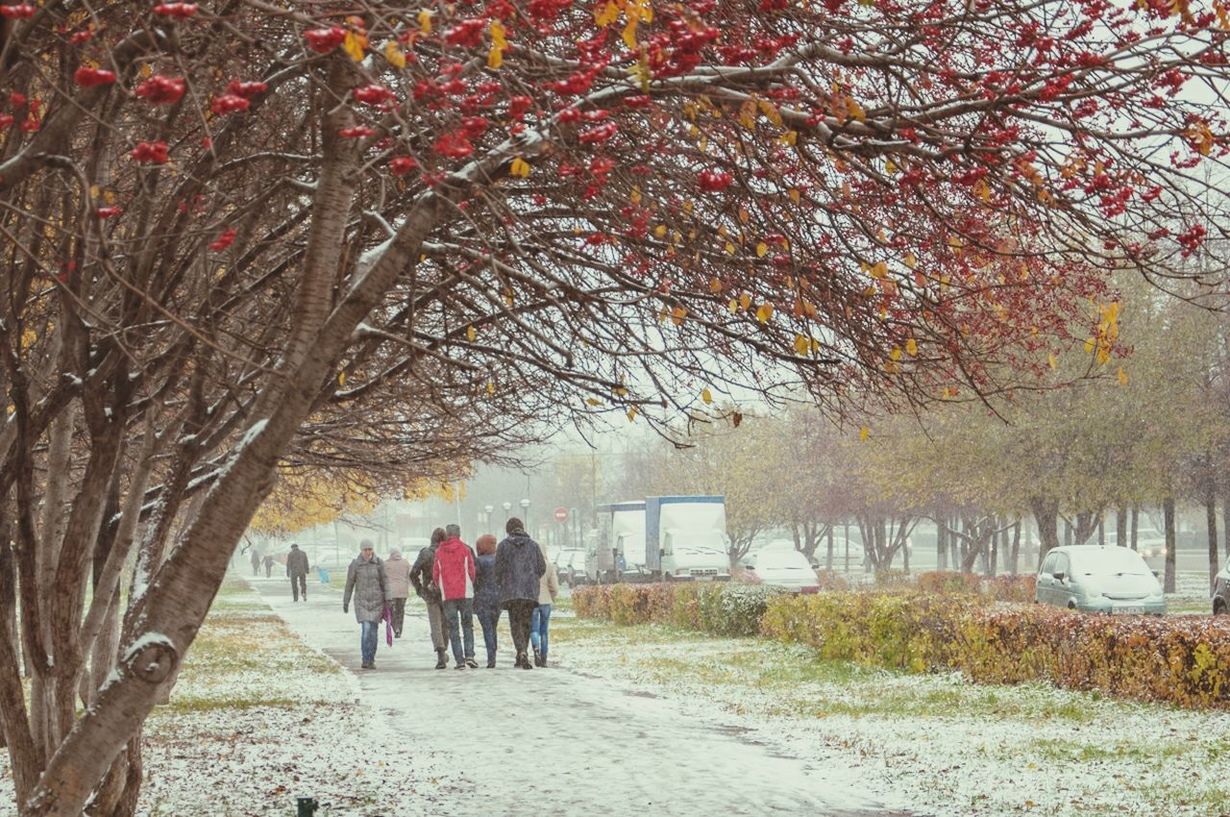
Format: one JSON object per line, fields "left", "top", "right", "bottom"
{"left": 1035, "top": 545, "right": 1165, "bottom": 615}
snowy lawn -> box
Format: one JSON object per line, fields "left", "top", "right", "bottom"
{"left": 1, "top": 578, "right": 443, "bottom": 817}
{"left": 550, "top": 615, "right": 1230, "bottom": 817}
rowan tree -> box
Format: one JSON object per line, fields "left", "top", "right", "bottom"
{"left": 1, "top": 2, "right": 1228, "bottom": 816}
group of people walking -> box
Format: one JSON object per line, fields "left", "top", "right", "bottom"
{"left": 341, "top": 518, "right": 558, "bottom": 671}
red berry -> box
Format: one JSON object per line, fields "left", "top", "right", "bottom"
{"left": 74, "top": 67, "right": 117, "bottom": 87}
{"left": 134, "top": 75, "right": 186, "bottom": 105}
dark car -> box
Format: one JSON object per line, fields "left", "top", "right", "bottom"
{"left": 1214, "top": 559, "right": 1230, "bottom": 615}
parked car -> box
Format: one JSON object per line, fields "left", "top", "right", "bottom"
{"left": 740, "top": 548, "right": 820, "bottom": 594}
{"left": 555, "top": 548, "right": 586, "bottom": 587}
{"left": 1213, "top": 558, "right": 1230, "bottom": 615}
{"left": 1035, "top": 545, "right": 1165, "bottom": 615}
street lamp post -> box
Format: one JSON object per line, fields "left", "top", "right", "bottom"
{"left": 502, "top": 501, "right": 512, "bottom": 522}
{"left": 519, "top": 498, "right": 531, "bottom": 531}
{"left": 484, "top": 504, "right": 494, "bottom": 530}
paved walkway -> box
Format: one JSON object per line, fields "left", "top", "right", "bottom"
{"left": 251, "top": 575, "right": 915, "bottom": 817}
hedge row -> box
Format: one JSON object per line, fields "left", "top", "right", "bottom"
{"left": 574, "top": 582, "right": 1230, "bottom": 709}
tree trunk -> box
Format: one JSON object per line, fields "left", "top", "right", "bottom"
{"left": 1063, "top": 517, "right": 1073, "bottom": 547}
{"left": 1009, "top": 519, "right": 1021, "bottom": 574}
{"left": 1030, "top": 498, "right": 1060, "bottom": 563}
{"left": 1164, "top": 496, "right": 1177, "bottom": 593}
{"left": 936, "top": 519, "right": 947, "bottom": 571}
{"left": 1131, "top": 504, "right": 1139, "bottom": 551}
{"left": 1116, "top": 505, "right": 1128, "bottom": 547}
{"left": 1097, "top": 513, "right": 1105, "bottom": 546}
{"left": 825, "top": 524, "right": 833, "bottom": 571}
{"left": 1208, "top": 489, "right": 1219, "bottom": 594}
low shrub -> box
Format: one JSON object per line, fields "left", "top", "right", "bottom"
{"left": 917, "top": 570, "right": 982, "bottom": 595}
{"left": 577, "top": 581, "right": 1230, "bottom": 709}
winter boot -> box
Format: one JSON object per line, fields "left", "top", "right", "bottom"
{"left": 532, "top": 646, "right": 543, "bottom": 667}
{"left": 516, "top": 651, "right": 533, "bottom": 670}
{"left": 434, "top": 649, "right": 448, "bottom": 670}
{"left": 465, "top": 657, "right": 478, "bottom": 669}
{"left": 486, "top": 654, "right": 496, "bottom": 669}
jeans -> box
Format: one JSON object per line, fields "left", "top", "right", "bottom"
{"left": 290, "top": 573, "right": 307, "bottom": 601}
{"left": 441, "top": 598, "right": 475, "bottom": 663}
{"left": 390, "top": 597, "right": 406, "bottom": 637}
{"left": 530, "top": 604, "right": 552, "bottom": 661}
{"left": 359, "top": 619, "right": 379, "bottom": 665}
{"left": 476, "top": 608, "right": 501, "bottom": 664}
{"left": 507, "top": 600, "right": 537, "bottom": 656}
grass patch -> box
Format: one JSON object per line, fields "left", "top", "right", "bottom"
{"left": 157, "top": 696, "right": 299, "bottom": 715}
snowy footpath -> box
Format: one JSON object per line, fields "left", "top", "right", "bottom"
{"left": 253, "top": 576, "right": 915, "bottom": 817}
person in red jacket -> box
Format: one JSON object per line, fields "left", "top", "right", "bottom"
{"left": 432, "top": 524, "right": 478, "bottom": 669}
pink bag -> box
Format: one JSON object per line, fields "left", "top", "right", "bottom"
{"left": 383, "top": 606, "right": 394, "bottom": 647}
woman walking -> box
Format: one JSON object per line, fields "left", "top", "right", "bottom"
{"left": 473, "top": 534, "right": 500, "bottom": 668}
{"left": 342, "top": 540, "right": 388, "bottom": 669}
{"left": 495, "top": 517, "right": 545, "bottom": 670}
{"left": 384, "top": 548, "right": 412, "bottom": 638}
{"left": 530, "top": 541, "right": 559, "bottom": 667}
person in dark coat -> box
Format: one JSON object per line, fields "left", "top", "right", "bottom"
{"left": 250, "top": 548, "right": 261, "bottom": 577}
{"left": 473, "top": 533, "right": 500, "bottom": 668}
{"left": 343, "top": 540, "right": 388, "bottom": 669}
{"left": 262, "top": 554, "right": 274, "bottom": 577}
{"left": 286, "top": 543, "right": 310, "bottom": 601}
{"left": 411, "top": 528, "right": 450, "bottom": 669}
{"left": 495, "top": 517, "right": 546, "bottom": 670}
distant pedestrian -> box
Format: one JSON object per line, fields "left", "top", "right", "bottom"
{"left": 531, "top": 541, "right": 560, "bottom": 667}
{"left": 250, "top": 548, "right": 261, "bottom": 577}
{"left": 473, "top": 533, "right": 501, "bottom": 668}
{"left": 434, "top": 524, "right": 478, "bottom": 669}
{"left": 286, "top": 543, "right": 310, "bottom": 602}
{"left": 343, "top": 540, "right": 388, "bottom": 669}
{"left": 263, "top": 554, "right": 274, "bottom": 577}
{"left": 384, "top": 548, "right": 412, "bottom": 638}
{"left": 495, "top": 517, "right": 546, "bottom": 670}
{"left": 411, "top": 528, "right": 450, "bottom": 669}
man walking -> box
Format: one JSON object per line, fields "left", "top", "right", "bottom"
{"left": 411, "top": 528, "right": 450, "bottom": 669}
{"left": 286, "top": 543, "right": 310, "bottom": 602}
{"left": 433, "top": 524, "right": 478, "bottom": 669}
{"left": 495, "top": 517, "right": 546, "bottom": 670}
{"left": 342, "top": 540, "right": 387, "bottom": 669}
{"left": 250, "top": 548, "right": 261, "bottom": 577}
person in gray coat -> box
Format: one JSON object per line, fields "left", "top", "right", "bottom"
{"left": 495, "top": 517, "right": 546, "bottom": 670}
{"left": 343, "top": 540, "right": 388, "bottom": 669}
{"left": 286, "top": 543, "right": 310, "bottom": 602}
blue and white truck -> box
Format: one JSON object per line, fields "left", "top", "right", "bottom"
{"left": 589, "top": 500, "right": 646, "bottom": 583}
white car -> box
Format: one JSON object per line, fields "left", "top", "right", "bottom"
{"left": 742, "top": 548, "right": 820, "bottom": 594}
{"left": 1035, "top": 545, "right": 1165, "bottom": 615}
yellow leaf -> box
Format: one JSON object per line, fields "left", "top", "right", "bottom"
{"left": 418, "top": 8, "right": 432, "bottom": 33}
{"left": 793, "top": 333, "right": 809, "bottom": 356}
{"left": 859, "top": 426, "right": 870, "bottom": 441}
{"left": 701, "top": 387, "right": 713, "bottom": 405}
{"left": 614, "top": 386, "right": 628, "bottom": 397}
{"left": 727, "top": 299, "right": 738, "bottom": 313}
{"left": 782, "top": 130, "right": 797, "bottom": 146}
{"left": 738, "top": 207, "right": 750, "bottom": 224}
{"left": 755, "top": 302, "right": 774, "bottom": 323}
{"left": 509, "top": 157, "right": 531, "bottom": 178}
{"left": 466, "top": 325, "right": 477, "bottom": 342}
{"left": 846, "top": 96, "right": 866, "bottom": 122}
{"left": 709, "top": 277, "right": 723, "bottom": 294}
{"left": 338, "top": 371, "right": 347, "bottom": 386}
{"left": 653, "top": 224, "right": 667, "bottom": 238}
{"left": 885, "top": 159, "right": 897, "bottom": 174}
{"left": 486, "top": 381, "right": 495, "bottom": 396}
{"left": 594, "top": 0, "right": 619, "bottom": 26}
{"left": 724, "top": 241, "right": 736, "bottom": 255}
{"left": 1084, "top": 338, "right": 1096, "bottom": 354}
{"left": 755, "top": 242, "right": 768, "bottom": 258}
{"left": 670, "top": 306, "right": 688, "bottom": 326}
{"left": 384, "top": 40, "right": 407, "bottom": 69}
{"left": 904, "top": 252, "right": 917, "bottom": 270}
{"left": 788, "top": 188, "right": 801, "bottom": 204}
{"left": 488, "top": 20, "right": 507, "bottom": 69}
{"left": 889, "top": 346, "right": 902, "bottom": 361}
{"left": 627, "top": 406, "right": 638, "bottom": 422}
{"left": 630, "top": 186, "right": 642, "bottom": 205}
{"left": 869, "top": 261, "right": 888, "bottom": 280}
{"left": 586, "top": 397, "right": 602, "bottom": 406}
{"left": 739, "top": 292, "right": 752, "bottom": 311}
{"left": 1118, "top": 366, "right": 1129, "bottom": 385}
{"left": 905, "top": 338, "right": 918, "bottom": 356}
{"left": 342, "top": 30, "right": 366, "bottom": 62}
{"left": 621, "top": 17, "right": 639, "bottom": 49}
{"left": 19, "top": 329, "right": 37, "bottom": 351}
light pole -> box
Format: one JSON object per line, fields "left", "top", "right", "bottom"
{"left": 484, "top": 504, "right": 494, "bottom": 530}
{"left": 520, "top": 498, "right": 531, "bottom": 531}
{"left": 502, "top": 501, "right": 512, "bottom": 522}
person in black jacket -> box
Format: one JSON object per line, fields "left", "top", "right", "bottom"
{"left": 410, "top": 527, "right": 450, "bottom": 669}
{"left": 286, "top": 543, "right": 310, "bottom": 601}
{"left": 495, "top": 517, "right": 546, "bottom": 670}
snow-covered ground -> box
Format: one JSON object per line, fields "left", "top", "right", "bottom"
{"left": 4, "top": 572, "right": 1226, "bottom": 817}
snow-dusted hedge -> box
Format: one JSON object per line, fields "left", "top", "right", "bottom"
{"left": 576, "top": 581, "right": 1230, "bottom": 708}
{"left": 763, "top": 592, "right": 1230, "bottom": 709}
{"left": 916, "top": 570, "right": 1036, "bottom": 602}
{"left": 573, "top": 582, "right": 785, "bottom": 637}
